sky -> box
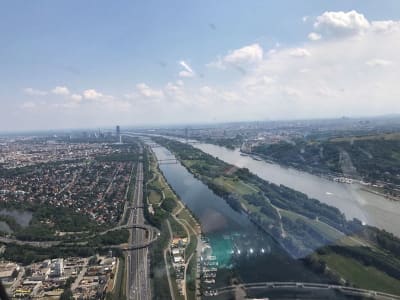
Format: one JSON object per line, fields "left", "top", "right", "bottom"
{"left": 1, "top": 0, "right": 400, "bottom": 131}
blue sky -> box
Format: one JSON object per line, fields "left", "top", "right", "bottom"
{"left": 1, "top": 0, "right": 400, "bottom": 131}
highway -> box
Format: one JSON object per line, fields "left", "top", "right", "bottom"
{"left": 126, "top": 160, "right": 151, "bottom": 300}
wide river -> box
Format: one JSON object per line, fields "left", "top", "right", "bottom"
{"left": 151, "top": 145, "right": 325, "bottom": 285}
{"left": 192, "top": 143, "right": 400, "bottom": 237}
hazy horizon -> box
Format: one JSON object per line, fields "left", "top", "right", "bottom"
{"left": 1, "top": 112, "right": 399, "bottom": 135}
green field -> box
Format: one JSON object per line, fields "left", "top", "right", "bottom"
{"left": 280, "top": 210, "right": 345, "bottom": 243}
{"left": 214, "top": 176, "right": 258, "bottom": 196}
{"left": 320, "top": 253, "right": 400, "bottom": 295}
{"left": 106, "top": 256, "right": 126, "bottom": 300}
{"left": 148, "top": 190, "right": 162, "bottom": 205}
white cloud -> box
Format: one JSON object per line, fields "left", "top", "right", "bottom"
{"left": 313, "top": 10, "right": 370, "bottom": 37}
{"left": 20, "top": 101, "right": 36, "bottom": 109}
{"left": 371, "top": 20, "right": 400, "bottom": 33}
{"left": 83, "top": 89, "right": 104, "bottom": 100}
{"left": 136, "top": 83, "right": 164, "bottom": 98}
{"left": 70, "top": 94, "right": 83, "bottom": 101}
{"left": 179, "top": 70, "right": 195, "bottom": 78}
{"left": 289, "top": 48, "right": 311, "bottom": 57}
{"left": 52, "top": 86, "right": 70, "bottom": 96}
{"left": 23, "top": 88, "right": 47, "bottom": 96}
{"left": 224, "top": 43, "right": 263, "bottom": 64}
{"left": 366, "top": 59, "right": 393, "bottom": 67}
{"left": 308, "top": 32, "right": 321, "bottom": 41}
{"left": 179, "top": 61, "right": 194, "bottom": 73}
{"left": 209, "top": 43, "right": 263, "bottom": 69}
{"left": 178, "top": 61, "right": 195, "bottom": 78}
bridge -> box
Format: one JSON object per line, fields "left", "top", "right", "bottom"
{"left": 103, "top": 223, "right": 160, "bottom": 250}
{"left": 157, "top": 158, "right": 178, "bottom": 165}
{"left": 212, "top": 282, "right": 400, "bottom": 300}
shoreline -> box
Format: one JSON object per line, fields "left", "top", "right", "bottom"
{"left": 241, "top": 150, "right": 400, "bottom": 202}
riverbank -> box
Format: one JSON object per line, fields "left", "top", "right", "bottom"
{"left": 250, "top": 150, "right": 400, "bottom": 202}
{"left": 154, "top": 137, "right": 400, "bottom": 296}
{"left": 247, "top": 149, "right": 400, "bottom": 201}
{"left": 145, "top": 145, "right": 201, "bottom": 300}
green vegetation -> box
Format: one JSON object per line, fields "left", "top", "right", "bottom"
{"left": 155, "top": 137, "right": 400, "bottom": 295}
{"left": 316, "top": 249, "right": 400, "bottom": 295}
{"left": 60, "top": 276, "right": 75, "bottom": 300}
{"left": 106, "top": 256, "right": 126, "bottom": 300}
{"left": 87, "top": 229, "right": 129, "bottom": 247}
{"left": 252, "top": 135, "right": 400, "bottom": 187}
{"left": 187, "top": 254, "right": 197, "bottom": 300}
{"left": 201, "top": 135, "right": 244, "bottom": 150}
{"left": 0, "top": 201, "right": 99, "bottom": 241}
{"left": 144, "top": 145, "right": 199, "bottom": 300}
{"left": 2, "top": 243, "right": 92, "bottom": 265}
{"left": 147, "top": 212, "right": 172, "bottom": 300}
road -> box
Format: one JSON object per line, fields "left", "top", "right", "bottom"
{"left": 126, "top": 160, "right": 151, "bottom": 300}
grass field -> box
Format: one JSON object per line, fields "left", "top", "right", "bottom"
{"left": 148, "top": 190, "right": 162, "bottom": 205}
{"left": 177, "top": 209, "right": 199, "bottom": 234}
{"left": 331, "top": 132, "right": 400, "bottom": 142}
{"left": 280, "top": 209, "right": 345, "bottom": 243}
{"left": 320, "top": 253, "right": 400, "bottom": 295}
{"left": 107, "top": 256, "right": 126, "bottom": 300}
{"left": 214, "top": 176, "right": 258, "bottom": 196}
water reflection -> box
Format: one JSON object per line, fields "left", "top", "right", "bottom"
{"left": 193, "top": 143, "right": 400, "bottom": 237}
{"left": 151, "top": 145, "right": 326, "bottom": 285}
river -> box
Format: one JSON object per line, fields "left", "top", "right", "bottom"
{"left": 192, "top": 143, "right": 400, "bottom": 237}
{"left": 151, "top": 145, "right": 328, "bottom": 287}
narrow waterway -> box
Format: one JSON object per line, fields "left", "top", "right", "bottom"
{"left": 192, "top": 143, "right": 400, "bottom": 237}
{"left": 151, "top": 145, "right": 327, "bottom": 286}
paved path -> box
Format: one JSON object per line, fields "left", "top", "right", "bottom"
{"left": 164, "top": 220, "right": 176, "bottom": 300}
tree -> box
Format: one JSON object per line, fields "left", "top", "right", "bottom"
{"left": 60, "top": 289, "right": 73, "bottom": 300}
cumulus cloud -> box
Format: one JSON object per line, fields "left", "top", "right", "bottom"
{"left": 313, "top": 10, "right": 370, "bottom": 37}
{"left": 308, "top": 32, "right": 321, "bottom": 41}
{"left": 83, "top": 89, "right": 104, "bottom": 100}
{"left": 23, "top": 88, "right": 47, "bottom": 96}
{"left": 289, "top": 48, "right": 311, "bottom": 57}
{"left": 312, "top": 10, "right": 400, "bottom": 40}
{"left": 209, "top": 43, "right": 263, "bottom": 69}
{"left": 225, "top": 43, "right": 263, "bottom": 64}
{"left": 136, "top": 83, "right": 164, "bottom": 98}
{"left": 52, "top": 86, "right": 70, "bottom": 95}
{"left": 70, "top": 94, "right": 83, "bottom": 101}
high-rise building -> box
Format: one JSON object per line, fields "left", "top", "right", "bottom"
{"left": 116, "top": 125, "right": 120, "bottom": 136}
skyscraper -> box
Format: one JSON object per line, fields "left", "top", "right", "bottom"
{"left": 116, "top": 125, "right": 120, "bottom": 136}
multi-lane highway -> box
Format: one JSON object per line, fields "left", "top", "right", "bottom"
{"left": 126, "top": 160, "right": 150, "bottom": 300}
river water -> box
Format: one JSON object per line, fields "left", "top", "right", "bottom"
{"left": 152, "top": 145, "right": 326, "bottom": 286}
{"left": 191, "top": 143, "right": 400, "bottom": 237}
